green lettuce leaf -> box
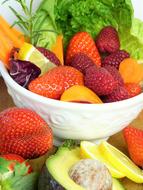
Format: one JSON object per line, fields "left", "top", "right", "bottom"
{"left": 113, "top": 0, "right": 143, "bottom": 60}
{"left": 33, "top": 0, "right": 59, "bottom": 49}
{"left": 120, "top": 29, "right": 143, "bottom": 61}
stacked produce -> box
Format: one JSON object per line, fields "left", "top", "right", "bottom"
{"left": 0, "top": 0, "right": 143, "bottom": 104}
{"left": 0, "top": 0, "right": 143, "bottom": 189}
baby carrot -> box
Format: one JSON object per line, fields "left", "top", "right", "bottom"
{"left": 0, "top": 16, "right": 24, "bottom": 48}
{"left": 0, "top": 16, "right": 25, "bottom": 42}
{"left": 0, "top": 30, "right": 13, "bottom": 52}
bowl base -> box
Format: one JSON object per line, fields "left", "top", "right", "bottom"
{"left": 53, "top": 136, "right": 109, "bottom": 146}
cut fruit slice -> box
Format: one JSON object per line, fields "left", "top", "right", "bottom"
{"left": 80, "top": 141, "right": 125, "bottom": 178}
{"left": 99, "top": 141, "right": 143, "bottom": 183}
{"left": 60, "top": 85, "right": 103, "bottom": 104}
{"left": 112, "top": 178, "right": 125, "bottom": 190}
{"left": 18, "top": 42, "right": 56, "bottom": 75}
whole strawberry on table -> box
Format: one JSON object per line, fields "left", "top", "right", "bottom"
{"left": 1, "top": 0, "right": 143, "bottom": 190}
{"left": 0, "top": 107, "right": 53, "bottom": 190}
{"left": 0, "top": 153, "right": 37, "bottom": 190}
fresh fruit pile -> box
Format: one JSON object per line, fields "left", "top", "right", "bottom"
{"left": 1, "top": 25, "right": 143, "bottom": 103}
{"left": 1, "top": 0, "right": 143, "bottom": 189}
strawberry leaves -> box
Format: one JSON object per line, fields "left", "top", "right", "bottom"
{"left": 1, "top": 172, "right": 39, "bottom": 190}
{"left": 0, "top": 159, "right": 38, "bottom": 190}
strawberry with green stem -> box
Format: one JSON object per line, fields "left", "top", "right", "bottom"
{"left": 0, "top": 154, "right": 38, "bottom": 190}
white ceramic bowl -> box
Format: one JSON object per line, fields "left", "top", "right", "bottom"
{"left": 0, "top": 0, "right": 143, "bottom": 145}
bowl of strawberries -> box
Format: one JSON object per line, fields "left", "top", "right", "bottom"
{"left": 0, "top": 0, "right": 143, "bottom": 144}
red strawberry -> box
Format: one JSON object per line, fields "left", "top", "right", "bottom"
{"left": 37, "top": 47, "right": 61, "bottom": 66}
{"left": 102, "top": 50, "right": 130, "bottom": 69}
{"left": 70, "top": 53, "right": 95, "bottom": 74}
{"left": 96, "top": 26, "right": 120, "bottom": 53}
{"left": 104, "top": 86, "right": 129, "bottom": 102}
{"left": 0, "top": 107, "right": 53, "bottom": 159}
{"left": 103, "top": 65, "right": 124, "bottom": 87}
{"left": 125, "top": 83, "right": 142, "bottom": 98}
{"left": 0, "top": 154, "right": 32, "bottom": 174}
{"left": 123, "top": 126, "right": 143, "bottom": 167}
{"left": 84, "top": 66, "right": 117, "bottom": 96}
{"left": 29, "top": 66, "right": 84, "bottom": 99}
{"left": 66, "top": 32, "right": 101, "bottom": 66}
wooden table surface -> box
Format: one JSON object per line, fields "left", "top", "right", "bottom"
{"left": 0, "top": 77, "right": 143, "bottom": 189}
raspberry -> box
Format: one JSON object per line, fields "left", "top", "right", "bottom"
{"left": 70, "top": 53, "right": 95, "bottom": 74}
{"left": 84, "top": 66, "right": 117, "bottom": 96}
{"left": 96, "top": 26, "right": 120, "bottom": 53}
{"left": 103, "top": 86, "right": 129, "bottom": 102}
{"left": 103, "top": 65, "right": 124, "bottom": 87}
{"left": 102, "top": 50, "right": 130, "bottom": 69}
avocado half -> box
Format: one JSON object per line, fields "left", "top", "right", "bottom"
{"left": 38, "top": 147, "right": 125, "bottom": 190}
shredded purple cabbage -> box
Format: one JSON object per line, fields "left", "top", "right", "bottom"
{"left": 9, "top": 59, "right": 41, "bottom": 88}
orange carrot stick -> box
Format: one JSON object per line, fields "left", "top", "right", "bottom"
{"left": 0, "top": 46, "right": 9, "bottom": 67}
{"left": 51, "top": 35, "right": 64, "bottom": 65}
{"left": 0, "top": 30, "right": 13, "bottom": 52}
{"left": 0, "top": 16, "right": 24, "bottom": 48}
{"left": 0, "top": 47, "right": 6, "bottom": 58}
{"left": 0, "top": 16, "right": 25, "bottom": 41}
{"left": 0, "top": 39, "right": 12, "bottom": 68}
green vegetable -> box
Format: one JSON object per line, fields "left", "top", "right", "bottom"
{"left": 113, "top": 0, "right": 143, "bottom": 61}
{"left": 34, "top": 0, "right": 59, "bottom": 49}
{"left": 2, "top": 0, "right": 59, "bottom": 49}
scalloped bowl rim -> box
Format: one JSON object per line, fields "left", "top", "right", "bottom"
{"left": 1, "top": 61, "right": 143, "bottom": 111}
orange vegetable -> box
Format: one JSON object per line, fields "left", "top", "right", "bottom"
{"left": 119, "top": 58, "right": 143, "bottom": 83}
{"left": 0, "top": 16, "right": 24, "bottom": 48}
{"left": 51, "top": 35, "right": 64, "bottom": 65}
{"left": 0, "top": 16, "right": 26, "bottom": 67}
{"left": 0, "top": 44, "right": 10, "bottom": 67}
{"left": 0, "top": 30, "right": 13, "bottom": 68}
{"left": 0, "top": 30, "right": 13, "bottom": 52}
{"left": 0, "top": 48, "right": 6, "bottom": 60}
{"left": 0, "top": 16, "right": 25, "bottom": 42}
